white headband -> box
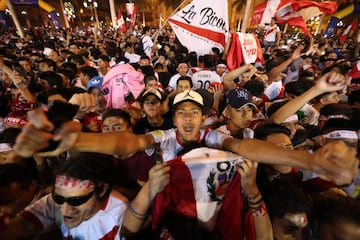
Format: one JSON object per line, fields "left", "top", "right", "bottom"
{"left": 216, "top": 63, "right": 227, "bottom": 68}
{"left": 55, "top": 175, "right": 95, "bottom": 190}
{"left": 322, "top": 130, "right": 358, "bottom": 140}
{"left": 0, "top": 143, "right": 12, "bottom": 153}
{"left": 283, "top": 114, "right": 298, "bottom": 123}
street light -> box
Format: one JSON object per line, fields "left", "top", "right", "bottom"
{"left": 83, "top": 0, "right": 99, "bottom": 28}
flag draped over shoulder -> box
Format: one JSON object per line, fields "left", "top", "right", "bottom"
{"left": 152, "top": 148, "right": 255, "bottom": 239}
{"left": 275, "top": 0, "right": 337, "bottom": 36}
{"left": 168, "top": 0, "right": 229, "bottom": 56}
{"left": 117, "top": 8, "right": 126, "bottom": 33}
{"left": 226, "top": 32, "right": 263, "bottom": 70}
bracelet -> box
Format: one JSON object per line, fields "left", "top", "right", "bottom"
{"left": 246, "top": 192, "right": 261, "bottom": 201}
{"left": 248, "top": 195, "right": 263, "bottom": 205}
{"left": 128, "top": 201, "right": 150, "bottom": 220}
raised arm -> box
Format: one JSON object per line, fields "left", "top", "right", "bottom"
{"left": 223, "top": 137, "right": 358, "bottom": 185}
{"left": 223, "top": 64, "right": 255, "bottom": 91}
{"left": 270, "top": 71, "right": 349, "bottom": 123}
{"left": 121, "top": 164, "right": 170, "bottom": 237}
{"left": 268, "top": 45, "right": 303, "bottom": 84}
{"left": 238, "top": 160, "right": 273, "bottom": 240}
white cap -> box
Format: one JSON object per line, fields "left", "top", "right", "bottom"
{"left": 173, "top": 90, "right": 203, "bottom": 107}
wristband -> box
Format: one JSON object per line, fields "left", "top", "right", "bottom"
{"left": 128, "top": 201, "right": 150, "bottom": 220}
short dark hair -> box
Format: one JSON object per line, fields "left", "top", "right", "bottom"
{"left": 176, "top": 76, "right": 193, "bottom": 88}
{"left": 102, "top": 109, "right": 131, "bottom": 127}
{"left": 80, "top": 66, "right": 98, "bottom": 79}
{"left": 39, "top": 58, "right": 57, "bottom": 71}
{"left": 254, "top": 123, "right": 291, "bottom": 140}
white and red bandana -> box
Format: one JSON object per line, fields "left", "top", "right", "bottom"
{"left": 55, "top": 175, "right": 95, "bottom": 190}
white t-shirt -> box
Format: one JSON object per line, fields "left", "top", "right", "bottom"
{"left": 191, "top": 70, "right": 221, "bottom": 90}
{"left": 21, "top": 191, "right": 128, "bottom": 240}
{"left": 142, "top": 35, "right": 154, "bottom": 58}
{"left": 263, "top": 81, "right": 284, "bottom": 101}
{"left": 124, "top": 51, "right": 141, "bottom": 63}
{"left": 264, "top": 25, "right": 280, "bottom": 42}
{"left": 147, "top": 128, "right": 231, "bottom": 161}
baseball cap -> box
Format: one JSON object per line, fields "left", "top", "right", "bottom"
{"left": 139, "top": 88, "right": 163, "bottom": 102}
{"left": 87, "top": 76, "right": 103, "bottom": 90}
{"left": 173, "top": 90, "right": 204, "bottom": 108}
{"left": 226, "top": 88, "right": 256, "bottom": 109}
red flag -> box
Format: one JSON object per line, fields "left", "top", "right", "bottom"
{"left": 276, "top": 0, "right": 337, "bottom": 37}
{"left": 152, "top": 148, "right": 255, "bottom": 239}
{"left": 251, "top": 1, "right": 268, "bottom": 26}
{"left": 117, "top": 9, "right": 126, "bottom": 33}
{"left": 226, "top": 32, "right": 263, "bottom": 71}
{"left": 251, "top": 0, "right": 281, "bottom": 26}
{"left": 340, "top": 19, "right": 357, "bottom": 43}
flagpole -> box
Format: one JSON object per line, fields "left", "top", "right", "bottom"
{"left": 143, "top": 12, "right": 145, "bottom": 27}
{"left": 153, "top": 0, "right": 188, "bottom": 45}
{"left": 241, "top": 0, "right": 252, "bottom": 33}
{"left": 6, "top": 0, "right": 24, "bottom": 38}
{"left": 109, "top": 0, "right": 117, "bottom": 29}
{"left": 237, "top": 18, "right": 241, "bottom": 32}
{"left": 161, "top": 0, "right": 188, "bottom": 30}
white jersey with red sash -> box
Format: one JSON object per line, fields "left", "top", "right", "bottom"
{"left": 20, "top": 191, "right": 128, "bottom": 240}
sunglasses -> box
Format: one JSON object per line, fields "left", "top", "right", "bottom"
{"left": 52, "top": 190, "right": 94, "bottom": 206}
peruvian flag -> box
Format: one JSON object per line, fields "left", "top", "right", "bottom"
{"left": 117, "top": 8, "right": 126, "bottom": 33}
{"left": 275, "top": 0, "right": 338, "bottom": 37}
{"left": 340, "top": 19, "right": 357, "bottom": 43}
{"left": 226, "top": 32, "right": 263, "bottom": 70}
{"left": 251, "top": 0, "right": 281, "bottom": 25}
{"left": 152, "top": 148, "right": 255, "bottom": 239}
{"left": 168, "top": 0, "right": 229, "bottom": 56}
{"left": 126, "top": 3, "right": 136, "bottom": 32}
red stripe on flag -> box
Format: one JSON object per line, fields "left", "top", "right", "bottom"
{"left": 168, "top": 18, "right": 226, "bottom": 46}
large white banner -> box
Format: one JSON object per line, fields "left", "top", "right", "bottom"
{"left": 169, "top": 0, "right": 229, "bottom": 56}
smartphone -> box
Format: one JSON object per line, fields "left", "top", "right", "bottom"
{"left": 40, "top": 101, "right": 79, "bottom": 152}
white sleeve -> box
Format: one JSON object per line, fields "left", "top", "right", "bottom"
{"left": 205, "top": 130, "right": 232, "bottom": 149}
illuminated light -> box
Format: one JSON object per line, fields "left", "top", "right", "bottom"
{"left": 94, "top": 2, "right": 98, "bottom": 8}
{"left": 21, "top": 11, "right": 27, "bottom": 15}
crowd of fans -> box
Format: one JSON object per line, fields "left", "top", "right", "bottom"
{"left": 0, "top": 21, "right": 359, "bottom": 239}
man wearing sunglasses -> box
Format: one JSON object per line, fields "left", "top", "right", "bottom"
{"left": 0, "top": 153, "right": 169, "bottom": 240}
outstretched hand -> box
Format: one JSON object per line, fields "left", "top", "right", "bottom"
{"left": 310, "top": 141, "right": 359, "bottom": 185}
{"left": 13, "top": 109, "right": 82, "bottom": 158}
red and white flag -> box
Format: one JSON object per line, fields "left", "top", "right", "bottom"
{"left": 117, "top": 9, "right": 126, "bottom": 33}
{"left": 152, "top": 148, "right": 255, "bottom": 239}
{"left": 127, "top": 3, "right": 136, "bottom": 32}
{"left": 251, "top": 0, "right": 281, "bottom": 25}
{"left": 168, "top": 0, "right": 229, "bottom": 56}
{"left": 340, "top": 18, "right": 357, "bottom": 43}
{"left": 226, "top": 32, "right": 263, "bottom": 70}
{"left": 275, "top": 0, "right": 337, "bottom": 37}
